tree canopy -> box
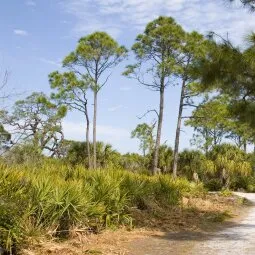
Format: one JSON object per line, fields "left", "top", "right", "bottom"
{"left": 63, "top": 31, "right": 127, "bottom": 169}
{"left": 0, "top": 92, "right": 66, "bottom": 156}
{"left": 197, "top": 33, "right": 255, "bottom": 130}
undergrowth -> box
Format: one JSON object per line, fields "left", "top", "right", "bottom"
{"left": 0, "top": 161, "right": 204, "bottom": 254}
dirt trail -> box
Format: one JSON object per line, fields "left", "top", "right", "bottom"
{"left": 127, "top": 193, "right": 255, "bottom": 255}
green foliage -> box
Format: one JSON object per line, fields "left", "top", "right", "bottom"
{"left": 248, "top": 153, "right": 255, "bottom": 169}
{"left": 64, "top": 140, "right": 121, "bottom": 168}
{"left": 176, "top": 145, "right": 253, "bottom": 191}
{"left": 186, "top": 95, "right": 254, "bottom": 152}
{"left": 1, "top": 92, "right": 66, "bottom": 157}
{"left": 176, "top": 30, "right": 209, "bottom": 80}
{"left": 65, "top": 32, "right": 127, "bottom": 65}
{"left": 0, "top": 124, "right": 11, "bottom": 153}
{"left": 120, "top": 153, "right": 148, "bottom": 172}
{"left": 198, "top": 32, "right": 255, "bottom": 129}
{"left": 185, "top": 96, "right": 230, "bottom": 152}
{"left": 220, "top": 189, "right": 233, "bottom": 197}
{"left": 64, "top": 141, "right": 90, "bottom": 166}
{"left": 0, "top": 167, "right": 31, "bottom": 253}
{"left": 124, "top": 16, "right": 186, "bottom": 174}
{"left": 158, "top": 145, "right": 173, "bottom": 172}
{"left": 0, "top": 161, "right": 203, "bottom": 252}
{"left": 4, "top": 144, "right": 44, "bottom": 165}
{"left": 50, "top": 31, "right": 128, "bottom": 169}
{"left": 62, "top": 32, "right": 127, "bottom": 93}
{"left": 131, "top": 123, "right": 155, "bottom": 156}
{"left": 153, "top": 176, "right": 189, "bottom": 205}
{"left": 49, "top": 71, "right": 90, "bottom": 114}
{"left": 228, "top": 175, "right": 255, "bottom": 192}
{"left": 1, "top": 16, "right": 255, "bottom": 253}
{"left": 178, "top": 149, "right": 206, "bottom": 180}
{"left": 204, "top": 179, "right": 223, "bottom": 191}
{"left": 203, "top": 144, "right": 252, "bottom": 189}
{"left": 124, "top": 16, "right": 185, "bottom": 85}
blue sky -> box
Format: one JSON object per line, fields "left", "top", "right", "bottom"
{"left": 1, "top": 0, "right": 255, "bottom": 153}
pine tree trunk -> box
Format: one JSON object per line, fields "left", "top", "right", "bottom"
{"left": 93, "top": 90, "right": 97, "bottom": 169}
{"left": 238, "top": 136, "right": 242, "bottom": 148}
{"left": 152, "top": 84, "right": 164, "bottom": 175}
{"left": 172, "top": 79, "right": 186, "bottom": 178}
{"left": 243, "top": 140, "right": 247, "bottom": 153}
{"left": 205, "top": 128, "right": 209, "bottom": 156}
{"left": 84, "top": 101, "right": 91, "bottom": 169}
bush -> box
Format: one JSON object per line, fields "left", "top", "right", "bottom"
{"left": 178, "top": 149, "right": 205, "bottom": 180}
{"left": 3, "top": 144, "right": 43, "bottom": 166}
{"left": 205, "top": 178, "right": 223, "bottom": 191}
{"left": 229, "top": 176, "right": 249, "bottom": 191}
{"left": 0, "top": 167, "right": 31, "bottom": 254}
{"left": 229, "top": 175, "right": 255, "bottom": 192}
{"left": 0, "top": 161, "right": 205, "bottom": 253}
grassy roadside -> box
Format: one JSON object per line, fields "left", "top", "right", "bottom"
{"left": 21, "top": 192, "right": 246, "bottom": 255}
{"left": 0, "top": 161, "right": 204, "bottom": 254}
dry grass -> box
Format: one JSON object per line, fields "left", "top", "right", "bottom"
{"left": 21, "top": 193, "right": 244, "bottom": 255}
{"left": 129, "top": 192, "right": 242, "bottom": 232}
{"left": 22, "top": 229, "right": 150, "bottom": 255}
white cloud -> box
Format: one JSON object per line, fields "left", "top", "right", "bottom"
{"left": 39, "top": 58, "right": 61, "bottom": 67}
{"left": 25, "top": 0, "right": 36, "bottom": 7}
{"left": 13, "top": 29, "right": 28, "bottom": 36}
{"left": 61, "top": 0, "right": 255, "bottom": 44}
{"left": 107, "top": 104, "right": 123, "bottom": 112}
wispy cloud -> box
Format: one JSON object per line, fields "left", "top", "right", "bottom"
{"left": 25, "top": 0, "right": 36, "bottom": 7}
{"left": 61, "top": 0, "right": 255, "bottom": 44}
{"left": 108, "top": 105, "right": 123, "bottom": 112}
{"left": 13, "top": 29, "right": 28, "bottom": 36}
{"left": 39, "top": 58, "right": 61, "bottom": 67}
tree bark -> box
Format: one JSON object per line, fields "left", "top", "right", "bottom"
{"left": 205, "top": 128, "right": 209, "bottom": 156}
{"left": 84, "top": 100, "right": 91, "bottom": 169}
{"left": 172, "top": 79, "right": 186, "bottom": 178}
{"left": 93, "top": 90, "right": 97, "bottom": 169}
{"left": 152, "top": 83, "right": 165, "bottom": 175}
{"left": 243, "top": 139, "right": 247, "bottom": 153}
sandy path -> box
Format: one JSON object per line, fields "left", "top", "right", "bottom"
{"left": 127, "top": 193, "right": 255, "bottom": 255}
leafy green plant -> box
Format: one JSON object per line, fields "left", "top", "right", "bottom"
{"left": 0, "top": 161, "right": 205, "bottom": 252}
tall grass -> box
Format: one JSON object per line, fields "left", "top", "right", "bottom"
{"left": 0, "top": 161, "right": 204, "bottom": 254}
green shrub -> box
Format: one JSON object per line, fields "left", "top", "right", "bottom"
{"left": 0, "top": 167, "right": 31, "bottom": 254}
{"left": 229, "top": 176, "right": 249, "bottom": 191}
{"left": 0, "top": 161, "right": 205, "bottom": 253}
{"left": 220, "top": 189, "right": 233, "bottom": 197}
{"left": 205, "top": 178, "right": 223, "bottom": 191}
